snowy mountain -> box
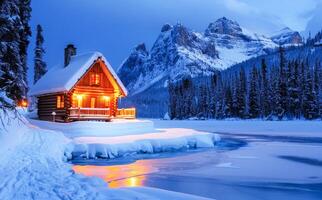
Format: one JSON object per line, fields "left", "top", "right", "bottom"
{"left": 118, "top": 17, "right": 302, "bottom": 96}
{"left": 117, "top": 17, "right": 304, "bottom": 117}
{"left": 270, "top": 27, "right": 303, "bottom": 46}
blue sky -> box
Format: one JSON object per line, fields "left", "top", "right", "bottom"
{"left": 28, "top": 0, "right": 322, "bottom": 85}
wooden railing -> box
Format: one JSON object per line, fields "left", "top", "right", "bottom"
{"left": 68, "top": 107, "right": 136, "bottom": 120}
{"left": 116, "top": 108, "right": 136, "bottom": 119}
{"left": 69, "top": 107, "right": 110, "bottom": 119}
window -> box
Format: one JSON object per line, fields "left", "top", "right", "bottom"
{"left": 90, "top": 73, "right": 101, "bottom": 86}
{"left": 103, "top": 96, "right": 110, "bottom": 107}
{"left": 90, "top": 97, "right": 96, "bottom": 108}
{"left": 57, "top": 95, "right": 64, "bottom": 108}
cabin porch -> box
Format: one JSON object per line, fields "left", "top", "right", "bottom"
{"left": 68, "top": 90, "right": 136, "bottom": 121}
{"left": 68, "top": 107, "right": 136, "bottom": 121}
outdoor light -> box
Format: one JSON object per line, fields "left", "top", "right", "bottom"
{"left": 75, "top": 94, "right": 83, "bottom": 100}
{"left": 103, "top": 96, "right": 110, "bottom": 101}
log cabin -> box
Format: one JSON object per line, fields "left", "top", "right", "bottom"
{"left": 30, "top": 44, "right": 135, "bottom": 122}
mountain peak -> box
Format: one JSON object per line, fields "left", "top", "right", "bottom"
{"left": 161, "top": 24, "right": 173, "bottom": 32}
{"left": 134, "top": 43, "right": 148, "bottom": 53}
{"left": 205, "top": 17, "right": 243, "bottom": 36}
{"left": 271, "top": 27, "right": 303, "bottom": 45}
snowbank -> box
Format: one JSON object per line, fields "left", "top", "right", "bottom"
{"left": 72, "top": 128, "right": 220, "bottom": 159}
{"left": 152, "top": 119, "right": 322, "bottom": 138}
{"left": 0, "top": 111, "right": 215, "bottom": 199}
{"left": 30, "top": 119, "right": 156, "bottom": 138}
{"left": 29, "top": 119, "right": 220, "bottom": 160}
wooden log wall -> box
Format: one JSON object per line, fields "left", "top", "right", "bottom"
{"left": 37, "top": 93, "right": 68, "bottom": 122}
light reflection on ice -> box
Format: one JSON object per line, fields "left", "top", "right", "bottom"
{"left": 73, "top": 160, "right": 159, "bottom": 188}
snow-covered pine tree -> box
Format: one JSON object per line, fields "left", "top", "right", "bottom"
{"left": 231, "top": 72, "right": 239, "bottom": 117}
{"left": 276, "top": 46, "right": 288, "bottom": 119}
{"left": 248, "top": 66, "right": 260, "bottom": 118}
{"left": 267, "top": 66, "right": 279, "bottom": 118}
{"left": 260, "top": 59, "right": 269, "bottom": 118}
{"left": 215, "top": 73, "right": 224, "bottom": 119}
{"left": 168, "top": 80, "right": 176, "bottom": 119}
{"left": 34, "top": 24, "right": 47, "bottom": 84}
{"left": 313, "top": 60, "right": 321, "bottom": 118}
{"left": 18, "top": 0, "right": 31, "bottom": 96}
{"left": 224, "top": 86, "right": 233, "bottom": 118}
{"left": 182, "top": 77, "right": 193, "bottom": 118}
{"left": 0, "top": 0, "right": 27, "bottom": 107}
{"left": 303, "top": 60, "right": 318, "bottom": 119}
{"left": 288, "top": 60, "right": 301, "bottom": 118}
{"left": 299, "top": 61, "right": 306, "bottom": 117}
{"left": 175, "top": 81, "right": 183, "bottom": 119}
{"left": 236, "top": 67, "right": 247, "bottom": 118}
{"left": 209, "top": 72, "right": 219, "bottom": 118}
{"left": 197, "top": 83, "right": 208, "bottom": 118}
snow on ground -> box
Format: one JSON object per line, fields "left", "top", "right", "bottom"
{"left": 152, "top": 119, "right": 322, "bottom": 137}
{"left": 72, "top": 119, "right": 322, "bottom": 200}
{"left": 30, "top": 119, "right": 156, "bottom": 138}
{"left": 0, "top": 111, "right": 215, "bottom": 200}
{"left": 72, "top": 128, "right": 219, "bottom": 159}
{"left": 29, "top": 118, "right": 220, "bottom": 160}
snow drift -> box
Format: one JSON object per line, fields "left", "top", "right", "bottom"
{"left": 72, "top": 128, "right": 220, "bottom": 159}
{"left": 29, "top": 118, "right": 220, "bottom": 160}
{"left": 0, "top": 111, "right": 215, "bottom": 200}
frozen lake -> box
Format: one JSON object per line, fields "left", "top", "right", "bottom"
{"left": 73, "top": 120, "right": 322, "bottom": 200}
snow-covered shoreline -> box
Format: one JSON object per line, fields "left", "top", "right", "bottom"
{"left": 72, "top": 128, "right": 220, "bottom": 159}
{"left": 0, "top": 112, "right": 216, "bottom": 199}
{"left": 29, "top": 118, "right": 220, "bottom": 160}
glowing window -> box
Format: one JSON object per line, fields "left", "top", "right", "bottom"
{"left": 103, "top": 96, "right": 110, "bottom": 107}
{"left": 90, "top": 73, "right": 101, "bottom": 86}
{"left": 57, "top": 95, "right": 64, "bottom": 108}
{"left": 90, "top": 97, "right": 96, "bottom": 108}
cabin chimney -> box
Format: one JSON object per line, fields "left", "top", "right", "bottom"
{"left": 64, "top": 44, "right": 77, "bottom": 67}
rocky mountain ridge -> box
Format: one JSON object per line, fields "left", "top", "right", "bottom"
{"left": 118, "top": 17, "right": 303, "bottom": 96}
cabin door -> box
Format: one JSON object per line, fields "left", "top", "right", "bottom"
{"left": 90, "top": 97, "right": 96, "bottom": 108}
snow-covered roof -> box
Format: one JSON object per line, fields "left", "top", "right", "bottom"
{"left": 29, "top": 52, "right": 128, "bottom": 96}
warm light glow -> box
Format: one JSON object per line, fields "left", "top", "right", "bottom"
{"left": 76, "top": 94, "right": 83, "bottom": 100}
{"left": 73, "top": 94, "right": 84, "bottom": 108}
{"left": 73, "top": 160, "right": 157, "bottom": 188}
{"left": 17, "top": 99, "right": 28, "bottom": 107}
{"left": 103, "top": 96, "right": 110, "bottom": 101}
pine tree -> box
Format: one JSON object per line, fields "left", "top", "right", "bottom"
{"left": 276, "top": 46, "right": 288, "bottom": 119}
{"left": 209, "top": 72, "right": 219, "bottom": 118}
{"left": 236, "top": 67, "right": 247, "bottom": 118}
{"left": 182, "top": 77, "right": 193, "bottom": 118}
{"left": 288, "top": 60, "right": 301, "bottom": 118}
{"left": 0, "top": 0, "right": 26, "bottom": 105}
{"left": 299, "top": 61, "right": 306, "bottom": 116}
{"left": 268, "top": 66, "right": 279, "bottom": 118}
{"left": 168, "top": 80, "right": 176, "bottom": 119}
{"left": 248, "top": 66, "right": 260, "bottom": 118}
{"left": 224, "top": 86, "right": 233, "bottom": 118}
{"left": 303, "top": 61, "right": 318, "bottom": 119}
{"left": 18, "top": 0, "right": 31, "bottom": 96}
{"left": 34, "top": 24, "right": 47, "bottom": 84}
{"left": 313, "top": 61, "right": 321, "bottom": 118}
{"left": 231, "top": 73, "right": 239, "bottom": 117}
{"left": 260, "top": 59, "right": 269, "bottom": 117}
{"left": 215, "top": 73, "right": 224, "bottom": 119}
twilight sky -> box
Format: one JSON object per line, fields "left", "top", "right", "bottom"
{"left": 27, "top": 0, "right": 322, "bottom": 85}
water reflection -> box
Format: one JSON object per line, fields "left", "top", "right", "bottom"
{"left": 73, "top": 160, "right": 158, "bottom": 188}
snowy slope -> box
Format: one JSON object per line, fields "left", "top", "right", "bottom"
{"left": 0, "top": 111, "right": 216, "bottom": 200}
{"left": 270, "top": 27, "right": 303, "bottom": 46}
{"left": 118, "top": 17, "right": 302, "bottom": 96}
{"left": 29, "top": 119, "right": 220, "bottom": 160}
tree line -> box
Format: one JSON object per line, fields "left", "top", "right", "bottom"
{"left": 168, "top": 46, "right": 322, "bottom": 120}
{"left": 0, "top": 0, "right": 47, "bottom": 111}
